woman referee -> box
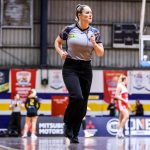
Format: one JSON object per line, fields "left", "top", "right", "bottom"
{"left": 55, "top": 4, "right": 104, "bottom": 143}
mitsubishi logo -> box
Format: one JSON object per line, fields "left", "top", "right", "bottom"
{"left": 86, "top": 120, "right": 95, "bottom": 129}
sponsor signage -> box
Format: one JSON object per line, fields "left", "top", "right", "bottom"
{"left": 23, "top": 116, "right": 150, "bottom": 137}
{"left": 36, "top": 70, "right": 103, "bottom": 94}
{"left": 37, "top": 117, "right": 64, "bottom": 136}
{"left": 105, "top": 117, "right": 150, "bottom": 137}
{"left": 103, "top": 70, "right": 127, "bottom": 103}
{"left": 36, "top": 70, "right": 68, "bottom": 93}
{"left": 85, "top": 117, "right": 150, "bottom": 137}
{"left": 51, "top": 96, "right": 68, "bottom": 116}
{"left": 11, "top": 69, "right": 36, "bottom": 101}
{"left": 106, "top": 118, "right": 118, "bottom": 135}
{"left": 0, "top": 70, "right": 9, "bottom": 93}
{"left": 2, "top": 116, "right": 150, "bottom": 137}
{"left": 128, "top": 71, "right": 150, "bottom": 94}
{"left": 125, "top": 117, "right": 150, "bottom": 136}
{"left": 20, "top": 116, "right": 64, "bottom": 137}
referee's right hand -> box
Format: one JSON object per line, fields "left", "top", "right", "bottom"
{"left": 60, "top": 51, "right": 68, "bottom": 60}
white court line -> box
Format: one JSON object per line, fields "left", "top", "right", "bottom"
{"left": 0, "top": 144, "right": 19, "bottom": 150}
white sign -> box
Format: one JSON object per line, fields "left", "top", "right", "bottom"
{"left": 36, "top": 69, "right": 104, "bottom": 93}
{"left": 128, "top": 70, "right": 150, "bottom": 94}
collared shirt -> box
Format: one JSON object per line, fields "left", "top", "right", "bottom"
{"left": 59, "top": 23, "right": 103, "bottom": 61}
{"left": 10, "top": 99, "right": 22, "bottom": 112}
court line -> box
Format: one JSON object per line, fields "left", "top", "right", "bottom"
{"left": 0, "top": 144, "right": 19, "bottom": 150}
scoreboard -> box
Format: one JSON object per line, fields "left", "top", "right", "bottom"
{"left": 113, "top": 24, "right": 139, "bottom": 48}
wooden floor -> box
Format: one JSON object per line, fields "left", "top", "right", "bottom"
{"left": 0, "top": 136, "right": 149, "bottom": 150}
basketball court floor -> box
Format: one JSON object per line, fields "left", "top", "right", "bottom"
{"left": 0, "top": 136, "right": 148, "bottom": 150}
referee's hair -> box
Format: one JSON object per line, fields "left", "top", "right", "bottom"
{"left": 75, "top": 4, "right": 88, "bottom": 21}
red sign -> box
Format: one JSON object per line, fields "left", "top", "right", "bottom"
{"left": 103, "top": 70, "right": 127, "bottom": 103}
{"left": 11, "top": 69, "right": 36, "bottom": 102}
{"left": 51, "top": 96, "right": 68, "bottom": 116}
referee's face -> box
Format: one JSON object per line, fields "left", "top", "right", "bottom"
{"left": 80, "top": 6, "right": 92, "bottom": 24}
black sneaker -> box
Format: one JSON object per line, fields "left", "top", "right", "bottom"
{"left": 64, "top": 124, "right": 73, "bottom": 139}
{"left": 70, "top": 136, "right": 79, "bottom": 144}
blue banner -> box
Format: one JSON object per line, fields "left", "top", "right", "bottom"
{"left": 0, "top": 70, "right": 9, "bottom": 93}
{"left": 1, "top": 116, "right": 150, "bottom": 137}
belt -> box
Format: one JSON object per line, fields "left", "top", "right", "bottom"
{"left": 66, "top": 58, "right": 91, "bottom": 64}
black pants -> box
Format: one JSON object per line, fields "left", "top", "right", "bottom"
{"left": 8, "top": 112, "right": 21, "bottom": 136}
{"left": 82, "top": 119, "right": 86, "bottom": 130}
{"left": 62, "top": 58, "right": 92, "bottom": 137}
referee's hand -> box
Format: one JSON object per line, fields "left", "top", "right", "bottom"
{"left": 90, "top": 35, "right": 96, "bottom": 45}
{"left": 60, "top": 51, "right": 68, "bottom": 60}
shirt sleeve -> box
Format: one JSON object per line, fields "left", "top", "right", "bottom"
{"left": 94, "top": 31, "right": 102, "bottom": 44}
{"left": 59, "top": 26, "right": 70, "bottom": 40}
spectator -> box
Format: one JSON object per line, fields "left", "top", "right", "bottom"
{"left": 8, "top": 93, "right": 24, "bottom": 136}
{"left": 107, "top": 99, "right": 116, "bottom": 116}
{"left": 132, "top": 99, "right": 144, "bottom": 116}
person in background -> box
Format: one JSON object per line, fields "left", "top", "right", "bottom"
{"left": 82, "top": 107, "right": 94, "bottom": 137}
{"left": 55, "top": 4, "right": 104, "bottom": 143}
{"left": 115, "top": 75, "right": 131, "bottom": 139}
{"left": 8, "top": 93, "right": 24, "bottom": 136}
{"left": 107, "top": 99, "right": 116, "bottom": 116}
{"left": 22, "top": 89, "right": 40, "bottom": 139}
{"left": 132, "top": 99, "right": 144, "bottom": 116}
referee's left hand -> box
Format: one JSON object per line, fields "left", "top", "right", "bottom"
{"left": 90, "top": 35, "right": 96, "bottom": 45}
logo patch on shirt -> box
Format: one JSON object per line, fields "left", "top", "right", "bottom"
{"left": 69, "top": 34, "right": 77, "bottom": 39}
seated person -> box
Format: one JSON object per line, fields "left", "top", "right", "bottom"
{"left": 132, "top": 99, "right": 144, "bottom": 116}
{"left": 107, "top": 99, "right": 116, "bottom": 116}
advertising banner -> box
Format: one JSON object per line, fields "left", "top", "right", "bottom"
{"left": 20, "top": 116, "right": 117, "bottom": 137}
{"left": 85, "top": 116, "right": 150, "bottom": 137}
{"left": 11, "top": 69, "right": 36, "bottom": 101}
{"left": 0, "top": 70, "right": 9, "bottom": 93}
{"left": 51, "top": 96, "right": 68, "bottom": 116}
{"left": 103, "top": 70, "right": 127, "bottom": 103}
{"left": 37, "top": 117, "right": 64, "bottom": 136}
{"left": 83, "top": 116, "right": 120, "bottom": 137}
{"left": 128, "top": 70, "right": 150, "bottom": 94}
{"left": 21, "top": 116, "right": 65, "bottom": 137}
{"left": 125, "top": 116, "right": 150, "bottom": 136}
{"left": 36, "top": 69, "right": 67, "bottom": 93}
{"left": 90, "top": 70, "right": 103, "bottom": 93}
{"left": 1, "top": 116, "right": 150, "bottom": 137}
{"left": 36, "top": 69, "right": 103, "bottom": 94}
